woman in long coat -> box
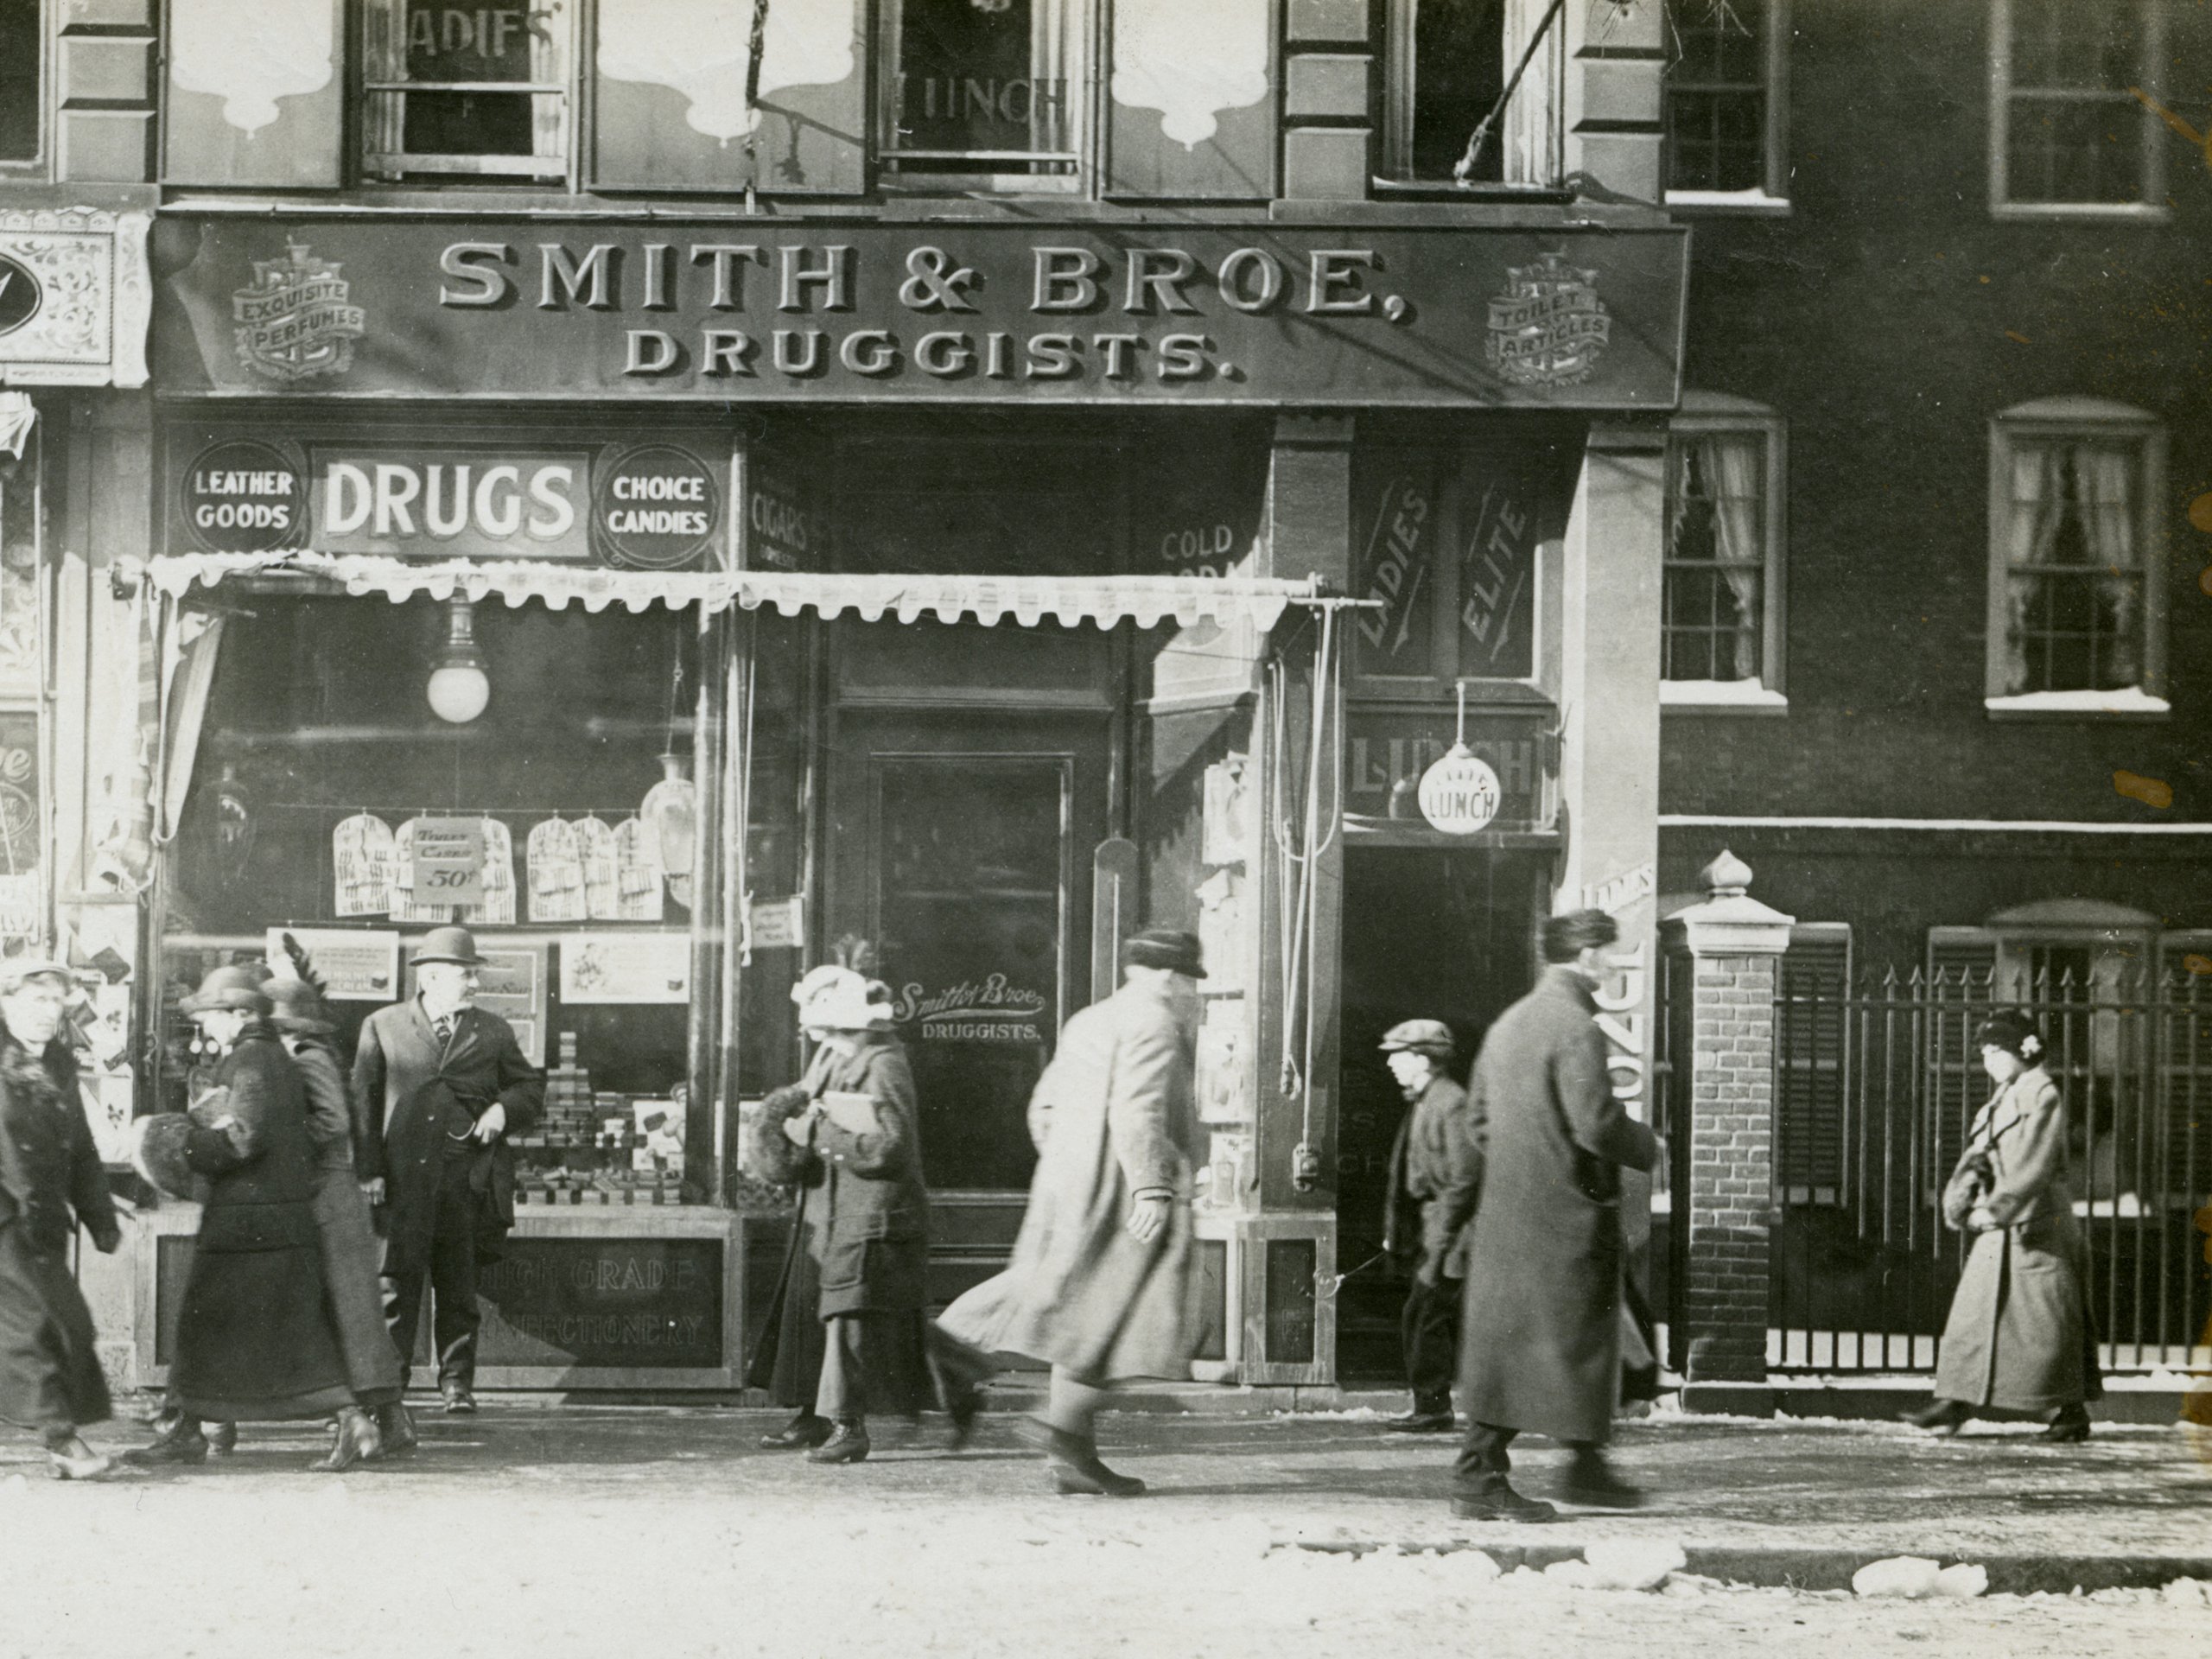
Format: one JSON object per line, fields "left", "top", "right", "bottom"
{"left": 0, "top": 961, "right": 123, "bottom": 1480}
{"left": 940, "top": 928, "right": 1205, "bottom": 1497}
{"left": 1910, "top": 1009, "right": 2101, "bottom": 1441}
{"left": 130, "top": 965, "right": 375, "bottom": 1469}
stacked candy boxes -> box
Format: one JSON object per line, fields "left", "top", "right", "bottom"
{"left": 511, "top": 1033, "right": 690, "bottom": 1205}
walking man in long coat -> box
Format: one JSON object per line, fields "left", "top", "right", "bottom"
{"left": 1378, "top": 1019, "right": 1474, "bottom": 1433}
{"left": 940, "top": 927, "right": 1205, "bottom": 1497}
{"left": 354, "top": 927, "right": 543, "bottom": 1428}
{"left": 1442, "top": 910, "right": 1658, "bottom": 1522}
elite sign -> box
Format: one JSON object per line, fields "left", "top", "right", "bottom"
{"left": 156, "top": 219, "right": 1688, "bottom": 408}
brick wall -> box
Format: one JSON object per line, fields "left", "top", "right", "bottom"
{"left": 1677, "top": 951, "right": 1774, "bottom": 1384}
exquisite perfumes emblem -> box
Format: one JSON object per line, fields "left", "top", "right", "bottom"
{"left": 232, "top": 242, "right": 365, "bottom": 381}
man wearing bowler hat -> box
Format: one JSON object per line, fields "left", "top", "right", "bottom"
{"left": 354, "top": 926, "right": 543, "bottom": 1424}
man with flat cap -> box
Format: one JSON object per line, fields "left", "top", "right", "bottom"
{"left": 1441, "top": 908, "right": 1658, "bottom": 1522}
{"left": 1377, "top": 1018, "right": 1473, "bottom": 1433}
{"left": 941, "top": 925, "right": 1205, "bottom": 1497}
{"left": 354, "top": 926, "right": 543, "bottom": 1428}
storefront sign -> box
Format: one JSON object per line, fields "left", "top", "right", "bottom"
{"left": 156, "top": 219, "right": 1688, "bottom": 407}
{"left": 1345, "top": 711, "right": 1554, "bottom": 833}
{"left": 1459, "top": 476, "right": 1541, "bottom": 681}
{"left": 1415, "top": 747, "right": 1502, "bottom": 836}
{"left": 408, "top": 817, "right": 485, "bottom": 902}
{"left": 475, "top": 1237, "right": 722, "bottom": 1370}
{"left": 263, "top": 927, "right": 400, "bottom": 1001}
{"left": 167, "top": 425, "right": 734, "bottom": 569}
{"left": 0, "top": 207, "right": 152, "bottom": 388}
{"left": 892, "top": 974, "right": 1048, "bottom": 1044}
{"left": 559, "top": 931, "right": 691, "bottom": 1004}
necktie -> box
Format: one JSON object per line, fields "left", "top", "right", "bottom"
{"left": 433, "top": 1013, "right": 454, "bottom": 1047}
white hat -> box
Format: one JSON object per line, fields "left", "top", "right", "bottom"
{"left": 791, "top": 965, "right": 894, "bottom": 1032}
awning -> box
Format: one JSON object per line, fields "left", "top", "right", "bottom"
{"left": 145, "top": 552, "right": 1328, "bottom": 632}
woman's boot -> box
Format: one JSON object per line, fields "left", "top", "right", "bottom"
{"left": 2041, "top": 1403, "right": 2092, "bottom": 1444}
{"left": 808, "top": 1419, "right": 871, "bottom": 1464}
{"left": 759, "top": 1411, "right": 833, "bottom": 1451}
{"left": 1901, "top": 1397, "right": 1972, "bottom": 1435}
{"left": 308, "top": 1407, "right": 382, "bottom": 1472}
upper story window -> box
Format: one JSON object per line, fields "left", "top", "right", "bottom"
{"left": 0, "top": 0, "right": 41, "bottom": 170}
{"left": 1663, "top": 0, "right": 1789, "bottom": 209}
{"left": 878, "top": 0, "right": 1086, "bottom": 190}
{"left": 362, "top": 0, "right": 575, "bottom": 184}
{"left": 1662, "top": 393, "right": 1787, "bottom": 710}
{"left": 1384, "top": 0, "right": 1565, "bottom": 188}
{"left": 1986, "top": 397, "right": 2169, "bottom": 716}
{"left": 1990, "top": 0, "right": 2165, "bottom": 217}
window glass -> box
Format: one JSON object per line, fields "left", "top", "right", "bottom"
{"left": 0, "top": 0, "right": 38, "bottom": 164}
{"left": 1999, "top": 0, "right": 2154, "bottom": 206}
{"left": 1662, "top": 430, "right": 1766, "bottom": 682}
{"left": 1665, "top": 0, "right": 1770, "bottom": 192}
{"left": 364, "top": 0, "right": 571, "bottom": 181}
{"left": 885, "top": 0, "right": 1079, "bottom": 181}
{"left": 1405, "top": 0, "right": 1505, "bottom": 182}
{"left": 1997, "top": 439, "right": 2144, "bottom": 693}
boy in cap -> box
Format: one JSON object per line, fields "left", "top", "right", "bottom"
{"left": 1378, "top": 1018, "right": 1472, "bottom": 1433}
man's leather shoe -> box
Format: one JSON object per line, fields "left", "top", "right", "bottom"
{"left": 308, "top": 1408, "right": 382, "bottom": 1473}
{"left": 1382, "top": 1410, "right": 1456, "bottom": 1433}
{"left": 759, "top": 1412, "right": 834, "bottom": 1451}
{"left": 1451, "top": 1484, "right": 1560, "bottom": 1523}
{"left": 124, "top": 1421, "right": 210, "bottom": 1466}
{"left": 807, "top": 1421, "right": 870, "bottom": 1464}
{"left": 441, "top": 1387, "right": 477, "bottom": 1415}
{"left": 375, "top": 1402, "right": 418, "bottom": 1458}
{"left": 1560, "top": 1455, "right": 1647, "bottom": 1510}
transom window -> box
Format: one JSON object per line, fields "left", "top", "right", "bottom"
{"left": 1664, "top": 0, "right": 1787, "bottom": 200}
{"left": 1990, "top": 0, "right": 2164, "bottom": 214}
{"left": 1662, "top": 396, "right": 1786, "bottom": 705}
{"left": 362, "top": 0, "right": 575, "bottom": 184}
{"left": 878, "top": 0, "right": 1084, "bottom": 188}
{"left": 1986, "top": 398, "right": 2167, "bottom": 712}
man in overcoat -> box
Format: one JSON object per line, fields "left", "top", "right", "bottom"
{"left": 1441, "top": 910, "right": 1658, "bottom": 1522}
{"left": 1378, "top": 1018, "right": 1474, "bottom": 1433}
{"left": 939, "top": 926, "right": 1204, "bottom": 1497}
{"left": 353, "top": 926, "right": 543, "bottom": 1427}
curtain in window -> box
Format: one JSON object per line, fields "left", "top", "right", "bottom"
{"left": 1999, "top": 443, "right": 2068, "bottom": 694}
{"left": 1700, "top": 433, "right": 1764, "bottom": 679}
{"left": 2074, "top": 444, "right": 2140, "bottom": 685}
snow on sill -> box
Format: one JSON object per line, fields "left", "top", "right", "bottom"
{"left": 1662, "top": 680, "right": 1789, "bottom": 714}
{"left": 1985, "top": 689, "right": 2171, "bottom": 718}
{"left": 1665, "top": 189, "right": 1792, "bottom": 217}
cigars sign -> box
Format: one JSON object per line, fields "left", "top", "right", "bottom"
{"left": 167, "top": 428, "right": 729, "bottom": 569}
{"left": 156, "top": 221, "right": 1687, "bottom": 407}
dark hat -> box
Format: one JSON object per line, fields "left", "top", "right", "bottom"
{"left": 1541, "top": 908, "right": 1620, "bottom": 963}
{"left": 266, "top": 976, "right": 335, "bottom": 1036}
{"left": 180, "top": 963, "right": 273, "bottom": 1017}
{"left": 1122, "top": 927, "right": 1206, "bottom": 980}
{"left": 128, "top": 1112, "right": 199, "bottom": 1199}
{"left": 1974, "top": 1008, "right": 2046, "bottom": 1061}
{"left": 411, "top": 925, "right": 486, "bottom": 968}
{"left": 1379, "top": 1018, "right": 1455, "bottom": 1060}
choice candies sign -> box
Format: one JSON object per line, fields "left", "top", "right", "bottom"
{"left": 594, "top": 444, "right": 721, "bottom": 570}
{"left": 1416, "top": 743, "right": 1502, "bottom": 836}
{"left": 181, "top": 439, "right": 308, "bottom": 553}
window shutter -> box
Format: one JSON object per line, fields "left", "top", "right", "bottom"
{"left": 589, "top": 0, "right": 866, "bottom": 194}
{"left": 1776, "top": 924, "right": 1848, "bottom": 1198}
{"left": 1103, "top": 0, "right": 1277, "bottom": 199}
{"left": 162, "top": 0, "right": 345, "bottom": 187}
{"left": 1924, "top": 927, "right": 1999, "bottom": 1185}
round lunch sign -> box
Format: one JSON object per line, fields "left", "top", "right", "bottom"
{"left": 594, "top": 444, "right": 721, "bottom": 570}
{"left": 1416, "top": 744, "right": 1502, "bottom": 836}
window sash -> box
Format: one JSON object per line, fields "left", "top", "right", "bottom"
{"left": 361, "top": 0, "right": 574, "bottom": 183}
{"left": 1662, "top": 422, "right": 1778, "bottom": 686}
{"left": 1663, "top": 0, "right": 1786, "bottom": 198}
{"left": 877, "top": 0, "right": 1087, "bottom": 180}
{"left": 1990, "top": 0, "right": 2163, "bottom": 211}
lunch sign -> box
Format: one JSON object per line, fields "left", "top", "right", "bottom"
{"left": 156, "top": 219, "right": 1687, "bottom": 408}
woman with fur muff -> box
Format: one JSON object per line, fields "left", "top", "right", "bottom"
{"left": 0, "top": 960, "right": 124, "bottom": 1480}
{"left": 127, "top": 964, "right": 378, "bottom": 1471}
{"left": 1907, "top": 1009, "right": 2101, "bottom": 1442}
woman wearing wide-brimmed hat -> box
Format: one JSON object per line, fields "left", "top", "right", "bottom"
{"left": 0, "top": 959, "right": 124, "bottom": 1480}
{"left": 268, "top": 972, "right": 404, "bottom": 1439}
{"left": 1907, "top": 1008, "right": 2101, "bottom": 1442}
{"left": 128, "top": 964, "right": 378, "bottom": 1470}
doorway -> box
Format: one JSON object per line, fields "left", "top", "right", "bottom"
{"left": 1335, "top": 845, "right": 1545, "bottom": 1382}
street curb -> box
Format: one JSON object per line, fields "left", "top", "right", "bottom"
{"left": 1268, "top": 1540, "right": 2212, "bottom": 1595}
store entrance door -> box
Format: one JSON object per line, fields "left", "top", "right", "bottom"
{"left": 824, "top": 710, "right": 1111, "bottom": 1306}
{"left": 1335, "top": 846, "right": 1546, "bottom": 1382}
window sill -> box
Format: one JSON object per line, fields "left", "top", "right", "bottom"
{"left": 1989, "top": 201, "right": 2172, "bottom": 225}
{"left": 1985, "top": 690, "right": 2171, "bottom": 720}
{"left": 1665, "top": 189, "right": 1792, "bottom": 219}
{"left": 1662, "top": 680, "right": 1789, "bottom": 715}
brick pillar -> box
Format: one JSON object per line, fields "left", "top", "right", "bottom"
{"left": 1662, "top": 849, "right": 1792, "bottom": 1414}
